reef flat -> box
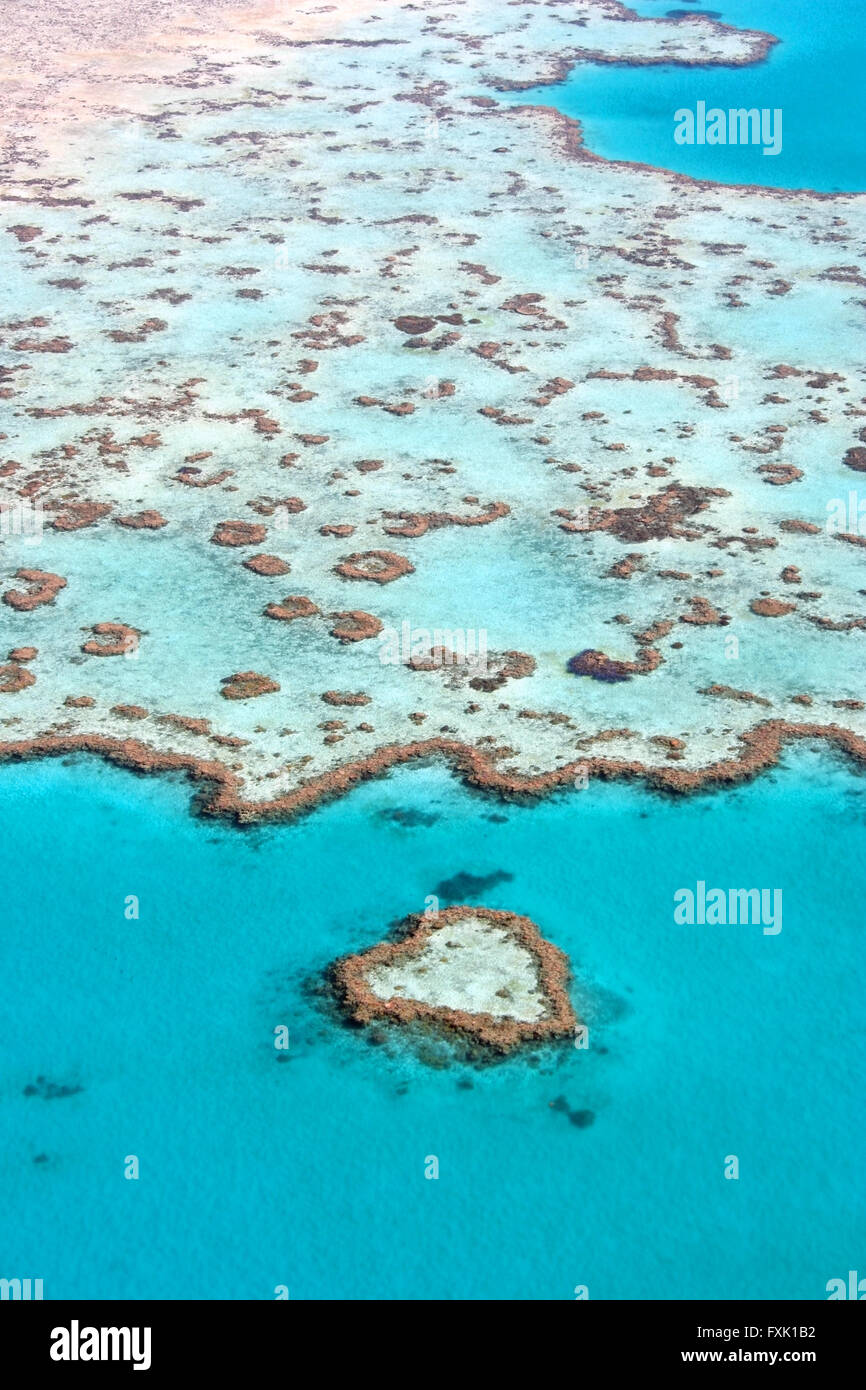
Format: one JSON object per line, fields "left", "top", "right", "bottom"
{"left": 332, "top": 904, "right": 576, "bottom": 1051}
{"left": 2, "top": 0, "right": 865, "bottom": 821}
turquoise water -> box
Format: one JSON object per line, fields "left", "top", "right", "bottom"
{"left": 2, "top": 0, "right": 864, "bottom": 1307}
{"left": 1, "top": 750, "right": 864, "bottom": 1299}
{"left": 510, "top": 0, "right": 866, "bottom": 191}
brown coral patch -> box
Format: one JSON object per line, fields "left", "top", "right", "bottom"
{"left": 750, "top": 597, "right": 796, "bottom": 617}
{"left": 407, "top": 645, "right": 463, "bottom": 673}
{"left": 211, "top": 520, "right": 267, "bottom": 547}
{"left": 321, "top": 691, "right": 371, "bottom": 706}
{"left": 264, "top": 595, "right": 318, "bottom": 621}
{"left": 157, "top": 714, "right": 212, "bottom": 736}
{"left": 175, "top": 468, "right": 233, "bottom": 488}
{"left": 329, "top": 610, "right": 383, "bottom": 643}
{"left": 383, "top": 500, "right": 509, "bottom": 537}
{"left": 115, "top": 511, "right": 168, "bottom": 529}
{"left": 406, "top": 647, "right": 535, "bottom": 692}
{"left": 807, "top": 614, "right": 866, "bottom": 632}
{"left": 335, "top": 550, "right": 414, "bottom": 584}
{"left": 244, "top": 554, "right": 291, "bottom": 576}
{"left": 635, "top": 619, "right": 674, "bottom": 646}
{"left": 3, "top": 569, "right": 67, "bottom": 611}
{"left": 758, "top": 463, "right": 802, "bottom": 486}
{"left": 331, "top": 905, "right": 576, "bottom": 1054}
{"left": 8, "top": 225, "right": 42, "bottom": 244}
{"left": 607, "top": 553, "right": 644, "bottom": 580}
{"left": 469, "top": 650, "right": 536, "bottom": 692}
{"left": 568, "top": 647, "right": 661, "bottom": 682}
{"left": 393, "top": 315, "right": 437, "bottom": 336}
{"left": 52, "top": 501, "right": 111, "bottom": 531}
{"left": 248, "top": 496, "right": 305, "bottom": 517}
{"left": 0, "top": 663, "right": 35, "bottom": 694}
{"left": 679, "top": 596, "right": 730, "bottom": 626}
{"left": 700, "top": 685, "right": 772, "bottom": 707}
{"left": 219, "top": 671, "right": 280, "bottom": 700}
{"left": 4, "top": 724, "right": 866, "bottom": 831}
{"left": 82, "top": 623, "right": 141, "bottom": 657}
{"left": 13, "top": 337, "right": 75, "bottom": 354}
{"left": 590, "top": 483, "right": 727, "bottom": 543}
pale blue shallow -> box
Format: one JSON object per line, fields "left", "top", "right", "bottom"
{"left": 0, "top": 748, "right": 863, "bottom": 1300}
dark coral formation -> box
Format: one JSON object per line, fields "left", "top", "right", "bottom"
{"left": 590, "top": 483, "right": 729, "bottom": 543}
{"left": 52, "top": 501, "right": 112, "bottom": 531}
{"left": 244, "top": 554, "right": 291, "bottom": 576}
{"left": 321, "top": 691, "right": 371, "bottom": 706}
{"left": 219, "top": 671, "right": 280, "bottom": 700}
{"left": 211, "top": 520, "right": 267, "bottom": 547}
{"left": 567, "top": 647, "right": 660, "bottom": 682}
{"left": 0, "top": 663, "right": 36, "bottom": 694}
{"left": 264, "top": 595, "right": 319, "bottom": 621}
{"left": 82, "top": 622, "right": 141, "bottom": 656}
{"left": 329, "top": 610, "right": 384, "bottom": 643}
{"left": 3, "top": 569, "right": 67, "bottom": 611}
{"left": 115, "top": 510, "right": 168, "bottom": 529}
{"left": 334, "top": 550, "right": 414, "bottom": 584}
{"left": 750, "top": 597, "right": 797, "bottom": 617}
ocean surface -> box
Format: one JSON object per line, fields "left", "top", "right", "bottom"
{"left": 1, "top": 749, "right": 864, "bottom": 1300}
{"left": 508, "top": 0, "right": 866, "bottom": 191}
{"left": 1, "top": 0, "right": 864, "bottom": 1305}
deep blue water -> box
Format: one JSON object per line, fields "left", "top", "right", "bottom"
{"left": 1, "top": 750, "right": 864, "bottom": 1299}
{"left": 510, "top": 0, "right": 866, "bottom": 191}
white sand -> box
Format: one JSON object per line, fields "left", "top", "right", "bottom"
{"left": 365, "top": 916, "right": 548, "bottom": 1022}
